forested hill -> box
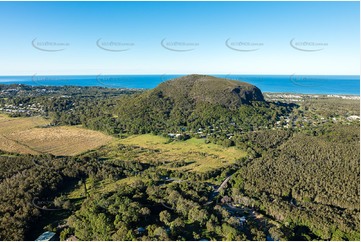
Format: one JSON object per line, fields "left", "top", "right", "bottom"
{"left": 151, "top": 74, "right": 265, "bottom": 107}
{"left": 0, "top": 75, "right": 293, "bottom": 136}
{"left": 112, "top": 75, "right": 278, "bottom": 134}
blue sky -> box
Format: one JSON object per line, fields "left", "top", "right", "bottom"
{"left": 0, "top": 1, "right": 359, "bottom": 75}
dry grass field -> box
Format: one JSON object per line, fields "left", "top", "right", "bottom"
{"left": 0, "top": 114, "right": 113, "bottom": 156}
{"left": 0, "top": 114, "right": 246, "bottom": 171}
{"left": 0, "top": 114, "right": 49, "bottom": 135}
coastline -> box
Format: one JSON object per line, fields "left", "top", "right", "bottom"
{"left": 1, "top": 83, "right": 360, "bottom": 97}
{"left": 263, "top": 92, "right": 360, "bottom": 98}
{"left": 0, "top": 74, "right": 359, "bottom": 96}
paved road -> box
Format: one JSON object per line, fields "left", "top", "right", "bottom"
{"left": 204, "top": 174, "right": 233, "bottom": 206}
{"left": 216, "top": 175, "right": 232, "bottom": 192}
{"left": 160, "top": 201, "right": 173, "bottom": 210}
{"left": 160, "top": 174, "right": 234, "bottom": 208}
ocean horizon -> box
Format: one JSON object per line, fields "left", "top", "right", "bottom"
{"left": 0, "top": 75, "right": 359, "bottom": 95}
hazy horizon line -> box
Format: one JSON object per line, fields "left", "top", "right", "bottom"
{"left": 0, "top": 74, "right": 359, "bottom": 77}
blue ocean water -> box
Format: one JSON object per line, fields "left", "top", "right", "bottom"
{"left": 0, "top": 75, "right": 359, "bottom": 95}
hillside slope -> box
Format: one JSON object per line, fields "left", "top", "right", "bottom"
{"left": 112, "top": 75, "right": 272, "bottom": 134}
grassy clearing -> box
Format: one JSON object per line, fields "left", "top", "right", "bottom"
{"left": 0, "top": 114, "right": 113, "bottom": 156}
{"left": 108, "top": 134, "right": 247, "bottom": 172}
{"left": 67, "top": 176, "right": 143, "bottom": 200}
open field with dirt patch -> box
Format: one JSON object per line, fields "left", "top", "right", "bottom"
{"left": 0, "top": 114, "right": 113, "bottom": 156}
